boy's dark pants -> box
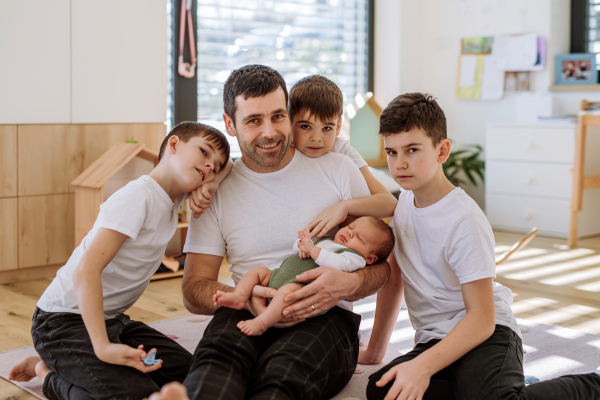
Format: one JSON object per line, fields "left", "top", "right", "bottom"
{"left": 367, "top": 324, "right": 600, "bottom": 400}
{"left": 32, "top": 307, "right": 192, "bottom": 400}
{"left": 183, "top": 305, "right": 361, "bottom": 400}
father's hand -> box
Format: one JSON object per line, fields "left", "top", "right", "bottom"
{"left": 282, "top": 267, "right": 360, "bottom": 319}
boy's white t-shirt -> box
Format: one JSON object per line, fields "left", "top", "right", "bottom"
{"left": 38, "top": 176, "right": 186, "bottom": 318}
{"left": 292, "top": 239, "right": 366, "bottom": 272}
{"left": 391, "top": 188, "right": 521, "bottom": 344}
{"left": 332, "top": 137, "right": 368, "bottom": 170}
{"left": 184, "top": 149, "right": 370, "bottom": 311}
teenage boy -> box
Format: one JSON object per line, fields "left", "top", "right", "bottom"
{"left": 9, "top": 122, "right": 231, "bottom": 400}
{"left": 360, "top": 93, "right": 600, "bottom": 400}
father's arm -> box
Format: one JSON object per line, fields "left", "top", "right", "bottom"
{"left": 281, "top": 260, "right": 390, "bottom": 319}
{"left": 182, "top": 253, "right": 233, "bottom": 315}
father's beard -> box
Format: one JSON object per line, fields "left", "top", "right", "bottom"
{"left": 240, "top": 133, "right": 292, "bottom": 170}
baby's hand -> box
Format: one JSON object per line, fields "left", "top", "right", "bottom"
{"left": 297, "top": 229, "right": 314, "bottom": 257}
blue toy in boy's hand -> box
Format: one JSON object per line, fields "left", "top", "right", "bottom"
{"left": 143, "top": 349, "right": 161, "bottom": 366}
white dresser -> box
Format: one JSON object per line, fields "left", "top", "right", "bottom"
{"left": 485, "top": 123, "right": 600, "bottom": 239}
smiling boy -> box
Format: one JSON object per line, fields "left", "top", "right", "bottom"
{"left": 360, "top": 93, "right": 600, "bottom": 400}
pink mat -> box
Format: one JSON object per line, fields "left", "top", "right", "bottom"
{"left": 2, "top": 301, "right": 600, "bottom": 400}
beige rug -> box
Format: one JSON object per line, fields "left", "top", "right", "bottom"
{"left": 2, "top": 296, "right": 600, "bottom": 400}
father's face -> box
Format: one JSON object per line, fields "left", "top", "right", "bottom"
{"left": 224, "top": 87, "right": 292, "bottom": 172}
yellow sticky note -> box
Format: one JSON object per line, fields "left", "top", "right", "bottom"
{"left": 457, "top": 55, "right": 484, "bottom": 99}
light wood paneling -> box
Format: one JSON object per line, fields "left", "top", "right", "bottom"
{"left": 74, "top": 187, "right": 104, "bottom": 246}
{"left": 18, "top": 124, "right": 82, "bottom": 196}
{"left": 18, "top": 124, "right": 166, "bottom": 196}
{"left": 0, "top": 125, "right": 17, "bottom": 197}
{"left": 19, "top": 194, "right": 74, "bottom": 269}
{"left": 0, "top": 0, "right": 70, "bottom": 124}
{"left": 0, "top": 264, "right": 61, "bottom": 285}
{"left": 0, "top": 198, "right": 18, "bottom": 271}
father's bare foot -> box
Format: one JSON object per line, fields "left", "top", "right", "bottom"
{"left": 8, "top": 356, "right": 41, "bottom": 382}
{"left": 237, "top": 319, "right": 267, "bottom": 336}
{"left": 214, "top": 291, "right": 246, "bottom": 310}
{"left": 148, "top": 382, "right": 190, "bottom": 400}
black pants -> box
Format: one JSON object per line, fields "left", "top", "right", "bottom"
{"left": 31, "top": 308, "right": 192, "bottom": 400}
{"left": 183, "top": 305, "right": 361, "bottom": 400}
{"left": 367, "top": 324, "right": 600, "bottom": 400}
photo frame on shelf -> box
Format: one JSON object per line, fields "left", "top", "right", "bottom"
{"left": 555, "top": 53, "right": 598, "bottom": 85}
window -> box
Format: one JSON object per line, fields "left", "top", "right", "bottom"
{"left": 170, "top": 0, "right": 372, "bottom": 157}
{"left": 572, "top": 0, "right": 600, "bottom": 69}
{"left": 588, "top": 1, "right": 600, "bottom": 68}
{"left": 196, "top": 0, "right": 371, "bottom": 123}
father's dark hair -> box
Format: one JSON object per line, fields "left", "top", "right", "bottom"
{"left": 379, "top": 92, "right": 447, "bottom": 146}
{"left": 223, "top": 64, "right": 288, "bottom": 124}
{"left": 159, "top": 121, "right": 230, "bottom": 163}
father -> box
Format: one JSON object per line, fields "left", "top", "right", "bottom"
{"left": 176, "top": 65, "right": 390, "bottom": 399}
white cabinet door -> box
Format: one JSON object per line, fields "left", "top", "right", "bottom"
{"left": 71, "top": 0, "right": 167, "bottom": 124}
{"left": 0, "top": 0, "right": 71, "bottom": 124}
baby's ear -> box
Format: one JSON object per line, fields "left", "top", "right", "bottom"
{"left": 366, "top": 254, "right": 378, "bottom": 265}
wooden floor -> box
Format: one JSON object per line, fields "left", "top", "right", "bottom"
{"left": 1, "top": 231, "right": 599, "bottom": 398}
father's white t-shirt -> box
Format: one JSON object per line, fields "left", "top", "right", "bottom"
{"left": 184, "top": 149, "right": 371, "bottom": 311}
{"left": 391, "top": 188, "right": 521, "bottom": 344}
{"left": 38, "top": 176, "right": 186, "bottom": 318}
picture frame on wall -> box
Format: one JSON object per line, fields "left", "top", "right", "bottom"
{"left": 555, "top": 53, "right": 598, "bottom": 85}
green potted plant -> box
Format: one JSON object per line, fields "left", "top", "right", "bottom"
{"left": 443, "top": 143, "right": 485, "bottom": 187}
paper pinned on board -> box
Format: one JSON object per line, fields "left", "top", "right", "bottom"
{"left": 459, "top": 55, "right": 478, "bottom": 87}
{"left": 457, "top": 55, "right": 484, "bottom": 99}
{"left": 492, "top": 33, "right": 541, "bottom": 71}
{"left": 480, "top": 55, "right": 504, "bottom": 100}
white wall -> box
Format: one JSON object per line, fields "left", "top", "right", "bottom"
{"left": 374, "top": 0, "right": 594, "bottom": 207}
{"left": 0, "top": 0, "right": 167, "bottom": 125}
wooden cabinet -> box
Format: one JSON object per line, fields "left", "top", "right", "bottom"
{"left": 0, "top": 199, "right": 18, "bottom": 271}
{"left": 485, "top": 123, "right": 600, "bottom": 239}
{"left": 0, "top": 122, "right": 166, "bottom": 282}
{"left": 0, "top": 0, "right": 71, "bottom": 124}
{"left": 0, "top": 125, "right": 17, "bottom": 197}
{"left": 18, "top": 124, "right": 166, "bottom": 196}
{"left": 19, "top": 194, "right": 74, "bottom": 269}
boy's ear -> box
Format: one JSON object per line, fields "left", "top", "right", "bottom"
{"left": 366, "top": 254, "right": 378, "bottom": 265}
{"left": 437, "top": 139, "right": 451, "bottom": 164}
{"left": 335, "top": 118, "right": 342, "bottom": 137}
{"left": 168, "top": 135, "right": 180, "bottom": 155}
{"left": 223, "top": 113, "right": 237, "bottom": 137}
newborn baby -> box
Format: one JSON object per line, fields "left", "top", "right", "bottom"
{"left": 214, "top": 216, "right": 394, "bottom": 335}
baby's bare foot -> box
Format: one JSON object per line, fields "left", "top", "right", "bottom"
{"left": 148, "top": 382, "right": 190, "bottom": 400}
{"left": 214, "top": 291, "right": 246, "bottom": 310}
{"left": 8, "top": 356, "right": 42, "bottom": 382}
{"left": 237, "top": 319, "right": 267, "bottom": 336}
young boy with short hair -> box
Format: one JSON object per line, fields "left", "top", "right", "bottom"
{"left": 9, "top": 122, "right": 232, "bottom": 400}
{"left": 288, "top": 75, "right": 397, "bottom": 236}
{"left": 360, "top": 93, "right": 600, "bottom": 400}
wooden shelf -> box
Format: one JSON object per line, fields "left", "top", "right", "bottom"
{"left": 550, "top": 84, "right": 600, "bottom": 92}
{"left": 177, "top": 221, "right": 189, "bottom": 229}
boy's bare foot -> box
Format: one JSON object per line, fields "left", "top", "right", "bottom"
{"left": 214, "top": 291, "right": 246, "bottom": 310}
{"left": 237, "top": 319, "right": 267, "bottom": 336}
{"left": 8, "top": 356, "right": 42, "bottom": 382}
{"left": 148, "top": 382, "right": 190, "bottom": 400}
{"left": 34, "top": 360, "right": 51, "bottom": 383}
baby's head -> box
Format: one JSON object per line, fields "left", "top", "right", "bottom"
{"left": 158, "top": 121, "right": 230, "bottom": 192}
{"left": 289, "top": 75, "right": 343, "bottom": 158}
{"left": 334, "top": 216, "right": 395, "bottom": 265}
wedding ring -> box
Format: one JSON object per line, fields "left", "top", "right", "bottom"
{"left": 311, "top": 305, "right": 315, "bottom": 311}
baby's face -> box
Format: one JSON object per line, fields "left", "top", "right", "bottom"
{"left": 334, "top": 217, "right": 380, "bottom": 265}
{"left": 292, "top": 110, "right": 341, "bottom": 158}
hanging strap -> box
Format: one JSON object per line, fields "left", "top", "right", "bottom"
{"left": 178, "top": 0, "right": 196, "bottom": 70}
